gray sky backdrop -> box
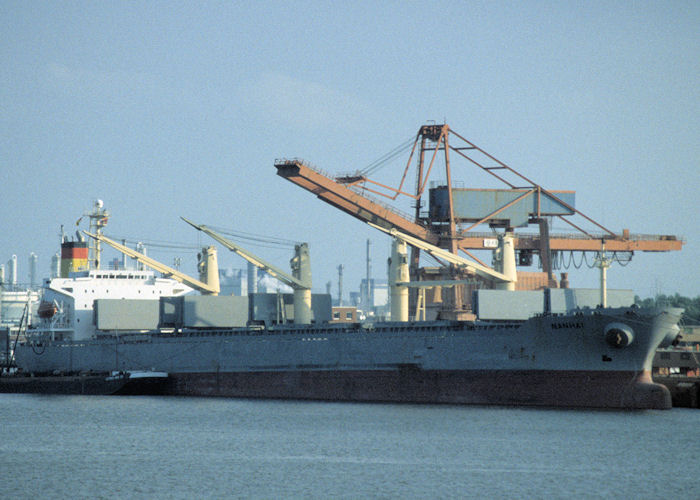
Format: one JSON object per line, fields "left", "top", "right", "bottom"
{"left": 1, "top": 1, "right": 698, "bottom": 298}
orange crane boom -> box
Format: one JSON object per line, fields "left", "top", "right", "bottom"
{"left": 275, "top": 159, "right": 440, "bottom": 246}
{"left": 274, "top": 158, "right": 683, "bottom": 253}
{"left": 275, "top": 123, "right": 683, "bottom": 316}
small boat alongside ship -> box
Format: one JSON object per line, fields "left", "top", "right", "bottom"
{"left": 0, "top": 370, "right": 169, "bottom": 396}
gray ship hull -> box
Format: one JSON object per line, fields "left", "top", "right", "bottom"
{"left": 12, "top": 306, "right": 682, "bottom": 409}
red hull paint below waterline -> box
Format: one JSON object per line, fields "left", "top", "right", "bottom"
{"left": 164, "top": 368, "right": 671, "bottom": 410}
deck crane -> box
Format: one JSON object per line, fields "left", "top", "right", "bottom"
{"left": 380, "top": 223, "right": 516, "bottom": 321}
{"left": 387, "top": 236, "right": 486, "bottom": 322}
{"left": 369, "top": 223, "right": 515, "bottom": 287}
{"left": 82, "top": 231, "right": 220, "bottom": 295}
{"left": 181, "top": 218, "right": 313, "bottom": 325}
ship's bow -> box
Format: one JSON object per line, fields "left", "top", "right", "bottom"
{"left": 622, "top": 307, "right": 684, "bottom": 409}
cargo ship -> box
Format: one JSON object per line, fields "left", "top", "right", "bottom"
{"left": 1, "top": 203, "right": 684, "bottom": 409}
{"left": 1, "top": 123, "right": 687, "bottom": 408}
{"left": 10, "top": 303, "right": 683, "bottom": 408}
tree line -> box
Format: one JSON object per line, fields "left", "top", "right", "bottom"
{"left": 635, "top": 294, "right": 700, "bottom": 325}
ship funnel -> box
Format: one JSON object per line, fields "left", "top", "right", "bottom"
{"left": 60, "top": 240, "right": 89, "bottom": 277}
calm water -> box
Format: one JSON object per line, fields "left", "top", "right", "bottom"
{"left": 0, "top": 395, "right": 697, "bottom": 499}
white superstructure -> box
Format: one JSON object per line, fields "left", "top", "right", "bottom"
{"left": 38, "top": 270, "right": 193, "bottom": 340}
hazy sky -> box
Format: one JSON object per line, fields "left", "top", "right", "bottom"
{"left": 1, "top": 1, "right": 698, "bottom": 298}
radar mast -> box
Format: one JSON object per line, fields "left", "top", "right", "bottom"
{"left": 86, "top": 199, "right": 110, "bottom": 270}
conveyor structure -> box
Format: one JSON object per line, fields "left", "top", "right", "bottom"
{"left": 275, "top": 123, "right": 683, "bottom": 316}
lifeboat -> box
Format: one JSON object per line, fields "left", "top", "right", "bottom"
{"left": 37, "top": 301, "right": 57, "bottom": 319}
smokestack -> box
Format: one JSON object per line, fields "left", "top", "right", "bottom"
{"left": 60, "top": 242, "right": 88, "bottom": 277}
{"left": 121, "top": 240, "right": 129, "bottom": 270}
{"left": 9, "top": 255, "right": 17, "bottom": 286}
{"left": 365, "top": 239, "right": 372, "bottom": 310}
{"left": 366, "top": 239, "right": 371, "bottom": 284}
{"left": 337, "top": 264, "right": 344, "bottom": 306}
{"left": 29, "top": 252, "right": 37, "bottom": 288}
{"left": 51, "top": 253, "right": 60, "bottom": 278}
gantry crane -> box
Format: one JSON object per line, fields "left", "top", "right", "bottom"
{"left": 275, "top": 123, "right": 683, "bottom": 317}
{"left": 276, "top": 124, "right": 682, "bottom": 259}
